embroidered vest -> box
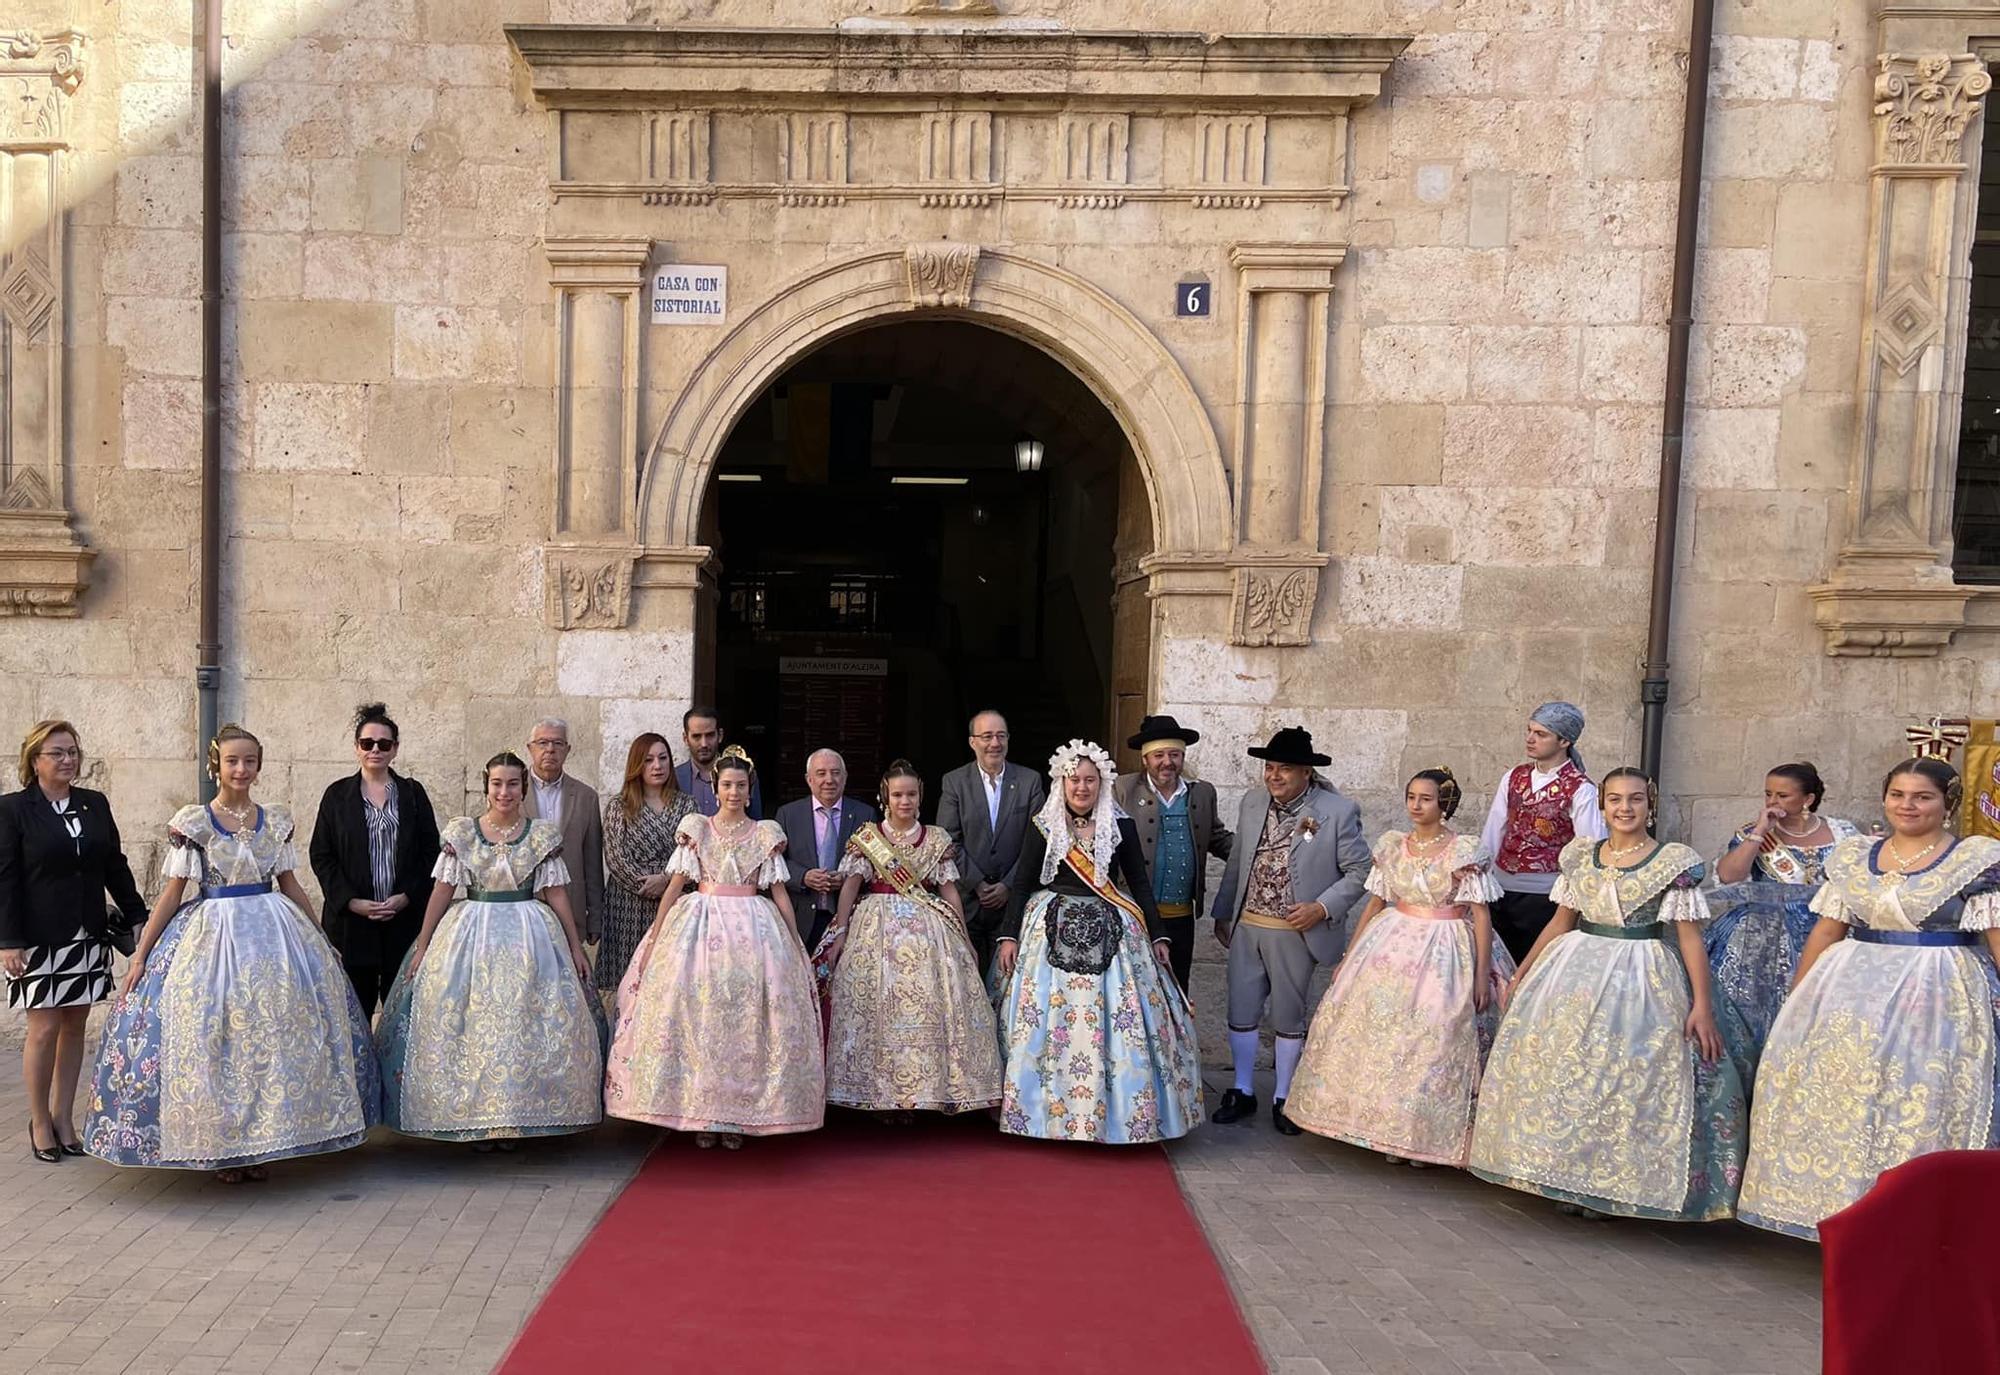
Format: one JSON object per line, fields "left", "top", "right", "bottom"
{"left": 1496, "top": 762, "right": 1585, "bottom": 876}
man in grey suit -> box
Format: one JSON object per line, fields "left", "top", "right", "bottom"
{"left": 1211, "top": 726, "right": 1370, "bottom": 1135}
{"left": 1111, "top": 713, "right": 1232, "bottom": 990}
{"left": 521, "top": 716, "right": 606, "bottom": 945}
{"left": 773, "top": 748, "right": 878, "bottom": 948}
{"left": 936, "top": 709, "right": 1046, "bottom": 976}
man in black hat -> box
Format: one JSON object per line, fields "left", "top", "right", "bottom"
{"left": 1210, "top": 726, "right": 1370, "bottom": 1135}
{"left": 1111, "top": 714, "right": 1234, "bottom": 989}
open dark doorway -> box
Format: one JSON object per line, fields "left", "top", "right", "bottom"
{"left": 701, "top": 320, "right": 1153, "bottom": 810}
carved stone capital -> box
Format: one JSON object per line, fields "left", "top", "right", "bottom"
{"left": 0, "top": 510, "right": 93, "bottom": 617}
{"left": 906, "top": 243, "right": 980, "bottom": 308}
{"left": 544, "top": 235, "right": 651, "bottom": 289}
{"left": 545, "top": 547, "right": 637, "bottom": 629}
{"left": 1227, "top": 553, "right": 1329, "bottom": 648}
{"left": 1809, "top": 575, "right": 1972, "bottom": 656}
{"left": 1874, "top": 53, "right": 1990, "bottom": 166}
{"left": 0, "top": 30, "right": 84, "bottom": 145}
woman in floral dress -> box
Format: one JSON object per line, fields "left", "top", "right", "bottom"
{"left": 820, "top": 760, "right": 1001, "bottom": 1117}
{"left": 994, "top": 740, "right": 1201, "bottom": 1145}
{"left": 1285, "top": 767, "right": 1513, "bottom": 1167}
{"left": 605, "top": 748, "right": 824, "bottom": 1148}
{"left": 1703, "top": 761, "right": 1858, "bottom": 1059}
{"left": 375, "top": 751, "right": 605, "bottom": 1147}
{"left": 1470, "top": 767, "right": 1748, "bottom": 1221}
{"left": 598, "top": 732, "right": 697, "bottom": 989}
{"left": 1739, "top": 757, "right": 2000, "bottom": 1239}
{"left": 88, "top": 725, "right": 379, "bottom": 1181}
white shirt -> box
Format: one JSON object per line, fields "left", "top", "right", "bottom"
{"left": 533, "top": 774, "right": 565, "bottom": 828}
{"left": 981, "top": 766, "right": 1006, "bottom": 829}
{"left": 1148, "top": 777, "right": 1188, "bottom": 808}
{"left": 1477, "top": 764, "right": 1607, "bottom": 895}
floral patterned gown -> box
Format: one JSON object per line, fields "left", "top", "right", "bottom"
{"left": 1469, "top": 839, "right": 1750, "bottom": 1220}
{"left": 1703, "top": 817, "right": 1859, "bottom": 1059}
{"left": 375, "top": 817, "right": 607, "bottom": 1141}
{"left": 824, "top": 823, "right": 1002, "bottom": 1112}
{"left": 87, "top": 804, "right": 380, "bottom": 1169}
{"left": 604, "top": 815, "right": 824, "bottom": 1135}
{"left": 1738, "top": 835, "right": 2000, "bottom": 1240}
{"left": 1285, "top": 831, "right": 1515, "bottom": 1165}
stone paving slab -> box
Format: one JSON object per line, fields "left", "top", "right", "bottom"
{"left": 0, "top": 923, "right": 1821, "bottom": 1374}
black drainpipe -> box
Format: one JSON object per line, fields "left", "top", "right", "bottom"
{"left": 196, "top": 0, "right": 222, "bottom": 800}
{"left": 1640, "top": 0, "right": 1717, "bottom": 792}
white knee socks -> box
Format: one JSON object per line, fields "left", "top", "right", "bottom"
{"left": 1228, "top": 1029, "right": 1260, "bottom": 1094}
{"left": 1274, "top": 1035, "right": 1304, "bottom": 1101}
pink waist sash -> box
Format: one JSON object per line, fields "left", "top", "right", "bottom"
{"left": 697, "top": 882, "right": 758, "bottom": 897}
{"left": 1397, "top": 903, "right": 1467, "bottom": 921}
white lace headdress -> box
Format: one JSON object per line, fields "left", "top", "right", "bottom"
{"left": 1035, "top": 739, "right": 1127, "bottom": 884}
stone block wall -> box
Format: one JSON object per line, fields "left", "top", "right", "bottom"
{"left": 1, "top": 0, "right": 1988, "bottom": 905}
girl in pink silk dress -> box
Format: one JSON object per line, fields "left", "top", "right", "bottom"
{"left": 1284, "top": 768, "right": 1514, "bottom": 1166}
{"left": 604, "top": 750, "right": 824, "bottom": 1148}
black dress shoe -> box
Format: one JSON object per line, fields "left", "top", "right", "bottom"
{"left": 1273, "top": 1099, "right": 1302, "bottom": 1136}
{"left": 28, "top": 1127, "right": 60, "bottom": 1163}
{"left": 57, "top": 1139, "right": 85, "bottom": 1157}
{"left": 1211, "top": 1089, "right": 1258, "bottom": 1124}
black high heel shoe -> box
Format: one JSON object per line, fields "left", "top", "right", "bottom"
{"left": 29, "top": 1126, "right": 60, "bottom": 1164}
{"left": 55, "top": 1133, "right": 85, "bottom": 1157}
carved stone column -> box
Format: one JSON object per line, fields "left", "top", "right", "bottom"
{"left": 1226, "top": 242, "right": 1341, "bottom": 647}
{"left": 1810, "top": 53, "right": 1989, "bottom": 656}
{"left": 0, "top": 31, "right": 92, "bottom": 616}
{"left": 544, "top": 236, "right": 649, "bottom": 628}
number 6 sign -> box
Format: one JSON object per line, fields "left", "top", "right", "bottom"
{"left": 1175, "top": 277, "right": 1211, "bottom": 318}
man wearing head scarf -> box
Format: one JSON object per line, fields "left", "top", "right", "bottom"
{"left": 1476, "top": 701, "right": 1607, "bottom": 962}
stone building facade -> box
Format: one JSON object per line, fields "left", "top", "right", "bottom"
{"left": 2, "top": 0, "right": 1994, "bottom": 885}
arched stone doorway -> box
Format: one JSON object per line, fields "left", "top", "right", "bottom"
{"left": 701, "top": 318, "right": 1152, "bottom": 789}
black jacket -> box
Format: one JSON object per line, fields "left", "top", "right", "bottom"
{"left": 998, "top": 815, "right": 1164, "bottom": 943}
{"left": 0, "top": 783, "right": 146, "bottom": 949}
{"left": 309, "top": 771, "right": 441, "bottom": 966}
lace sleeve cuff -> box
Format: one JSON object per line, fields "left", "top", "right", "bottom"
{"left": 757, "top": 852, "right": 791, "bottom": 889}
{"left": 271, "top": 839, "right": 301, "bottom": 875}
{"left": 1549, "top": 874, "right": 1579, "bottom": 910}
{"left": 1961, "top": 891, "right": 2000, "bottom": 932}
{"left": 431, "top": 849, "right": 470, "bottom": 887}
{"left": 1452, "top": 867, "right": 1505, "bottom": 905}
{"left": 161, "top": 841, "right": 204, "bottom": 881}
{"left": 533, "top": 855, "right": 572, "bottom": 891}
{"left": 1658, "top": 884, "right": 1711, "bottom": 924}
{"left": 933, "top": 855, "right": 960, "bottom": 885}
{"left": 665, "top": 843, "right": 702, "bottom": 882}
{"left": 1808, "top": 884, "right": 1855, "bottom": 926}
{"left": 836, "top": 848, "right": 872, "bottom": 880}
{"left": 1363, "top": 865, "right": 1393, "bottom": 902}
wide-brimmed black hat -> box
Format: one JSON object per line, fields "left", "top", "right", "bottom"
{"left": 1127, "top": 714, "right": 1201, "bottom": 751}
{"left": 1246, "top": 726, "right": 1330, "bottom": 767}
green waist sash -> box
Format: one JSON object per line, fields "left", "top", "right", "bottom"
{"left": 1576, "top": 918, "right": 1663, "bottom": 941}
{"left": 467, "top": 887, "right": 534, "bottom": 903}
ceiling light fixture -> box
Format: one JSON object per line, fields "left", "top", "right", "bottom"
{"left": 1013, "top": 437, "right": 1044, "bottom": 473}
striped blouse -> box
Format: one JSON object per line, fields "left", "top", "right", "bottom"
{"left": 363, "top": 785, "right": 399, "bottom": 903}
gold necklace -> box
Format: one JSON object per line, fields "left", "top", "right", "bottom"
{"left": 1603, "top": 836, "right": 1653, "bottom": 861}
{"left": 712, "top": 815, "right": 755, "bottom": 843}
{"left": 1884, "top": 834, "right": 1944, "bottom": 874}
{"left": 1406, "top": 830, "right": 1450, "bottom": 852}
{"left": 213, "top": 797, "right": 254, "bottom": 830}
{"left": 884, "top": 820, "right": 921, "bottom": 844}
{"left": 484, "top": 813, "right": 526, "bottom": 843}
{"left": 1773, "top": 815, "right": 1822, "bottom": 840}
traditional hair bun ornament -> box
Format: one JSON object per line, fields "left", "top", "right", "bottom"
{"left": 1047, "top": 738, "right": 1117, "bottom": 786}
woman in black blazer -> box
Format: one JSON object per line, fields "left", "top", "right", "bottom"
{"left": 0, "top": 720, "right": 146, "bottom": 1161}
{"left": 308, "top": 704, "right": 441, "bottom": 1017}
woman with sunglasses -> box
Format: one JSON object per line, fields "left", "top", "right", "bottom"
{"left": 309, "top": 704, "right": 442, "bottom": 1018}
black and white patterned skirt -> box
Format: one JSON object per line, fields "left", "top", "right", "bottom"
{"left": 6, "top": 927, "right": 112, "bottom": 1009}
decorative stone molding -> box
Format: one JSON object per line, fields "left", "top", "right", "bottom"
{"left": 1811, "top": 53, "right": 1988, "bottom": 656}
{"left": 506, "top": 26, "right": 1405, "bottom": 211}
{"left": 1230, "top": 559, "right": 1326, "bottom": 648}
{"left": 545, "top": 548, "right": 637, "bottom": 629}
{"left": 0, "top": 29, "right": 91, "bottom": 616}
{"left": 905, "top": 244, "right": 981, "bottom": 309}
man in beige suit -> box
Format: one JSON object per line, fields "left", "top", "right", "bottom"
{"left": 521, "top": 717, "right": 606, "bottom": 944}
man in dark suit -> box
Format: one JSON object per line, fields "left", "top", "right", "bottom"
{"left": 676, "top": 706, "right": 764, "bottom": 819}
{"left": 936, "top": 709, "right": 1046, "bottom": 976}
{"left": 773, "top": 748, "right": 877, "bottom": 947}
{"left": 521, "top": 716, "right": 605, "bottom": 945}
{"left": 1110, "top": 714, "right": 1232, "bottom": 989}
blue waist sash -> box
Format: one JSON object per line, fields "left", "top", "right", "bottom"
{"left": 1852, "top": 928, "right": 1978, "bottom": 948}
{"left": 202, "top": 881, "right": 273, "bottom": 899}
{"left": 467, "top": 887, "right": 534, "bottom": 903}
{"left": 1576, "top": 918, "right": 1663, "bottom": 941}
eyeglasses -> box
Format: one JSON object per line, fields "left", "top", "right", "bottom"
{"left": 357, "top": 739, "right": 397, "bottom": 752}
{"left": 972, "top": 732, "right": 1009, "bottom": 743}
{"left": 530, "top": 740, "right": 571, "bottom": 751}
{"left": 38, "top": 747, "right": 81, "bottom": 760}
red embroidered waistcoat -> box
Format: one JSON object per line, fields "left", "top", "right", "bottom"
{"left": 1495, "top": 761, "right": 1585, "bottom": 876}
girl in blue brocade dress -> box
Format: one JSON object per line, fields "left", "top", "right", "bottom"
{"left": 1739, "top": 758, "right": 2000, "bottom": 1240}
{"left": 87, "top": 727, "right": 379, "bottom": 1181}
{"left": 1470, "top": 768, "right": 1749, "bottom": 1221}
{"left": 1703, "top": 761, "right": 1858, "bottom": 1059}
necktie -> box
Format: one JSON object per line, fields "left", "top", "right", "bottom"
{"left": 817, "top": 806, "right": 838, "bottom": 881}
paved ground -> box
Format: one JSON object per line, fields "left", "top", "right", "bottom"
{"left": 0, "top": 929, "right": 1821, "bottom": 1374}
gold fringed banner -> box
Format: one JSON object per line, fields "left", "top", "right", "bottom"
{"left": 1963, "top": 721, "right": 2000, "bottom": 841}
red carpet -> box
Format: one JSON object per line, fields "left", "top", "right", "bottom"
{"left": 1820, "top": 1150, "right": 2000, "bottom": 1375}
{"left": 499, "top": 1114, "right": 1263, "bottom": 1373}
